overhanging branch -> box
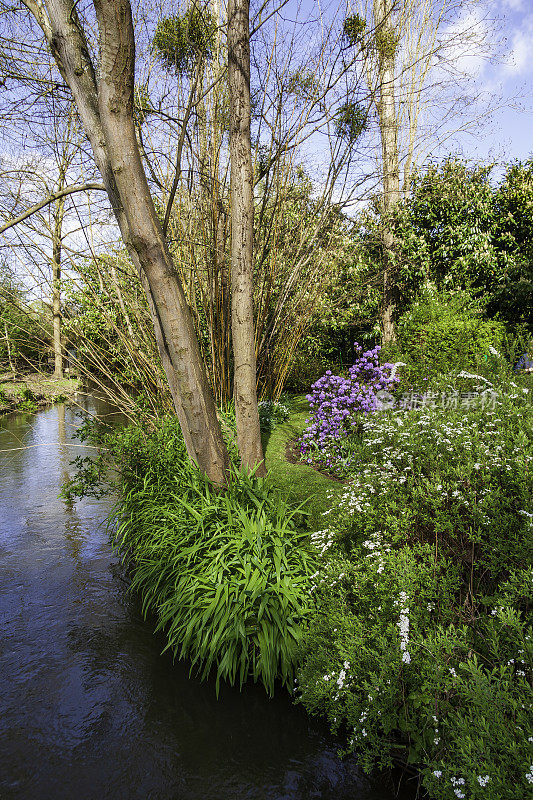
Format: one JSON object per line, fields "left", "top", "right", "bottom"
{"left": 0, "top": 182, "right": 106, "bottom": 234}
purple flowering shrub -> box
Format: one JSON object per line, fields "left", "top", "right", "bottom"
{"left": 298, "top": 344, "right": 397, "bottom": 470}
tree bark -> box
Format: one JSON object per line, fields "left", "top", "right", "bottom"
{"left": 374, "top": 0, "right": 400, "bottom": 344}
{"left": 25, "top": 0, "right": 229, "bottom": 485}
{"left": 52, "top": 193, "right": 64, "bottom": 378}
{"left": 4, "top": 320, "right": 15, "bottom": 378}
{"left": 228, "top": 0, "right": 265, "bottom": 475}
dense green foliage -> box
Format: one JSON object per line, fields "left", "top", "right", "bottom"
{"left": 295, "top": 380, "right": 533, "bottom": 799}
{"left": 395, "top": 159, "right": 533, "bottom": 329}
{"left": 152, "top": 7, "right": 217, "bottom": 74}
{"left": 67, "top": 414, "right": 316, "bottom": 696}
{"left": 0, "top": 269, "right": 50, "bottom": 371}
{"left": 385, "top": 285, "right": 506, "bottom": 383}
{"left": 293, "top": 158, "right": 533, "bottom": 374}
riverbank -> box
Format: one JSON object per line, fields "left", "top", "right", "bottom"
{"left": 0, "top": 372, "right": 80, "bottom": 415}
{"left": 0, "top": 399, "right": 403, "bottom": 800}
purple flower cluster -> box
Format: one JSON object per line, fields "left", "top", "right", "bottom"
{"left": 299, "top": 344, "right": 398, "bottom": 460}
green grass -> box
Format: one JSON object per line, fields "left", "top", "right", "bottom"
{"left": 0, "top": 374, "right": 79, "bottom": 413}
{"left": 263, "top": 396, "right": 345, "bottom": 528}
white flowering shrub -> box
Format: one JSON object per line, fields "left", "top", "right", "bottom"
{"left": 257, "top": 398, "right": 290, "bottom": 432}
{"left": 295, "top": 396, "right": 533, "bottom": 799}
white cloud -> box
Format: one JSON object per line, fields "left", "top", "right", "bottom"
{"left": 502, "top": 19, "right": 533, "bottom": 76}
{"left": 501, "top": 0, "right": 524, "bottom": 11}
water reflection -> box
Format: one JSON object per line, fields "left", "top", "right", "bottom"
{"left": 0, "top": 402, "right": 414, "bottom": 800}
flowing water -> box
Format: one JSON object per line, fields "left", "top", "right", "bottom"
{"left": 0, "top": 400, "right": 413, "bottom": 800}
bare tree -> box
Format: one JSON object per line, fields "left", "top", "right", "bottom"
{"left": 347, "top": 0, "right": 499, "bottom": 341}
{"left": 15, "top": 0, "right": 230, "bottom": 484}
{"left": 373, "top": 0, "right": 400, "bottom": 344}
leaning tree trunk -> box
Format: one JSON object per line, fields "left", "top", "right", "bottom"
{"left": 24, "top": 0, "right": 230, "bottom": 485}
{"left": 228, "top": 0, "right": 266, "bottom": 475}
{"left": 374, "top": 0, "right": 401, "bottom": 344}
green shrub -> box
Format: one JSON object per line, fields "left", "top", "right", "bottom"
{"left": 296, "top": 397, "right": 533, "bottom": 798}
{"left": 392, "top": 286, "right": 505, "bottom": 383}
{"left": 297, "top": 550, "right": 532, "bottom": 800}
{"left": 17, "top": 386, "right": 39, "bottom": 412}
{"left": 258, "top": 398, "right": 291, "bottom": 432}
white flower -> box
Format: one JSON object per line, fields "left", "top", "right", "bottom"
{"left": 477, "top": 775, "right": 490, "bottom": 787}
{"left": 454, "top": 791, "right": 464, "bottom": 799}
{"left": 433, "top": 770, "right": 442, "bottom": 778}
{"left": 402, "top": 651, "right": 411, "bottom": 664}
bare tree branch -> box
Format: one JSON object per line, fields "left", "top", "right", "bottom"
{"left": 0, "top": 182, "right": 105, "bottom": 233}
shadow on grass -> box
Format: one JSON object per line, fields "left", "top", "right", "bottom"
{"left": 263, "top": 396, "right": 345, "bottom": 529}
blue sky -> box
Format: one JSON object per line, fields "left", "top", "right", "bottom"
{"left": 279, "top": 0, "right": 533, "bottom": 168}
{"left": 472, "top": 0, "right": 533, "bottom": 163}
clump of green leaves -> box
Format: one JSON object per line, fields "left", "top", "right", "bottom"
{"left": 390, "top": 285, "right": 505, "bottom": 383}
{"left": 343, "top": 13, "right": 366, "bottom": 46}
{"left": 17, "top": 386, "right": 38, "bottom": 412}
{"left": 110, "top": 419, "right": 316, "bottom": 695}
{"left": 335, "top": 102, "right": 366, "bottom": 142}
{"left": 65, "top": 415, "right": 317, "bottom": 695}
{"left": 152, "top": 7, "right": 217, "bottom": 74}
{"left": 374, "top": 26, "right": 399, "bottom": 59}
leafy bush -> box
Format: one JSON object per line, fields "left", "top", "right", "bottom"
{"left": 16, "top": 386, "right": 39, "bottom": 412}
{"left": 391, "top": 285, "right": 505, "bottom": 384}
{"left": 296, "top": 396, "right": 533, "bottom": 799}
{"left": 258, "top": 398, "right": 291, "bottom": 432}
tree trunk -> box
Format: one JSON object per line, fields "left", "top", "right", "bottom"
{"left": 28, "top": 0, "right": 230, "bottom": 485}
{"left": 4, "top": 320, "right": 15, "bottom": 378}
{"left": 52, "top": 194, "right": 65, "bottom": 379}
{"left": 228, "top": 0, "right": 265, "bottom": 475}
{"left": 374, "top": 0, "right": 400, "bottom": 344}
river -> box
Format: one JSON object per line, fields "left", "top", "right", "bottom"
{"left": 0, "top": 400, "right": 413, "bottom": 800}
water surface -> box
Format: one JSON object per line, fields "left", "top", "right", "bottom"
{"left": 0, "top": 401, "right": 412, "bottom": 800}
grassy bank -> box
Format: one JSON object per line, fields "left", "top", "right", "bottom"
{"left": 263, "top": 396, "right": 344, "bottom": 528}
{"left": 0, "top": 373, "right": 80, "bottom": 415}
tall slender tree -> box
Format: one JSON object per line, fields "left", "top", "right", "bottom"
{"left": 228, "top": 0, "right": 265, "bottom": 475}
{"left": 373, "top": 0, "right": 400, "bottom": 344}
